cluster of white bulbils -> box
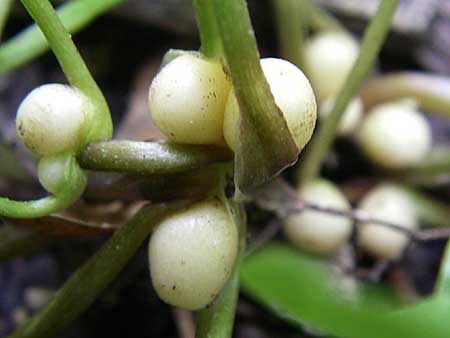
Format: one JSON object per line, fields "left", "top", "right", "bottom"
{"left": 13, "top": 29, "right": 430, "bottom": 312}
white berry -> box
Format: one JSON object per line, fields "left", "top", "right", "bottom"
{"left": 358, "top": 99, "right": 432, "bottom": 169}
{"left": 356, "top": 184, "right": 418, "bottom": 260}
{"left": 283, "top": 179, "right": 352, "bottom": 254}
{"left": 320, "top": 96, "right": 363, "bottom": 136}
{"left": 303, "top": 32, "right": 359, "bottom": 102}
{"left": 148, "top": 198, "right": 238, "bottom": 310}
{"left": 223, "top": 57, "right": 317, "bottom": 152}
{"left": 148, "top": 54, "right": 231, "bottom": 145}
{"left": 16, "top": 84, "right": 87, "bottom": 156}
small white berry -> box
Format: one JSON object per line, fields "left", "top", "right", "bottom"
{"left": 283, "top": 179, "right": 352, "bottom": 254}
{"left": 16, "top": 84, "right": 88, "bottom": 156}
{"left": 303, "top": 32, "right": 359, "bottom": 102}
{"left": 223, "top": 57, "right": 317, "bottom": 152}
{"left": 148, "top": 198, "right": 238, "bottom": 310}
{"left": 148, "top": 54, "right": 231, "bottom": 145}
{"left": 358, "top": 99, "right": 432, "bottom": 169}
{"left": 356, "top": 184, "right": 418, "bottom": 260}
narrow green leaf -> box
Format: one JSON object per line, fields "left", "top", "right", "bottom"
{"left": 7, "top": 201, "right": 189, "bottom": 338}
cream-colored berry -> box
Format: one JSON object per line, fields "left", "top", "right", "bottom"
{"left": 283, "top": 179, "right": 352, "bottom": 254}
{"left": 356, "top": 184, "right": 418, "bottom": 260}
{"left": 148, "top": 198, "right": 238, "bottom": 310}
{"left": 16, "top": 84, "right": 87, "bottom": 156}
{"left": 320, "top": 96, "right": 363, "bottom": 136}
{"left": 303, "top": 32, "right": 359, "bottom": 102}
{"left": 148, "top": 54, "right": 231, "bottom": 145}
{"left": 358, "top": 99, "right": 432, "bottom": 169}
{"left": 223, "top": 57, "right": 317, "bottom": 152}
{"left": 38, "top": 154, "right": 71, "bottom": 195}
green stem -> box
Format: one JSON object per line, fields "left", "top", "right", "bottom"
{"left": 7, "top": 201, "right": 189, "bottom": 338}
{"left": 296, "top": 0, "right": 398, "bottom": 184}
{"left": 211, "top": 0, "right": 298, "bottom": 194}
{"left": 272, "top": 0, "right": 308, "bottom": 68}
{"left": 0, "top": 0, "right": 13, "bottom": 40}
{"left": 0, "top": 154, "right": 87, "bottom": 218}
{"left": 0, "top": 0, "right": 123, "bottom": 75}
{"left": 77, "top": 141, "right": 232, "bottom": 175}
{"left": 309, "top": 5, "right": 344, "bottom": 32}
{"left": 360, "top": 72, "right": 450, "bottom": 120}
{"left": 20, "top": 0, "right": 112, "bottom": 142}
{"left": 434, "top": 238, "right": 450, "bottom": 296}
{"left": 196, "top": 197, "right": 245, "bottom": 338}
{"left": 195, "top": 260, "right": 241, "bottom": 338}
{"left": 193, "top": 0, "right": 223, "bottom": 58}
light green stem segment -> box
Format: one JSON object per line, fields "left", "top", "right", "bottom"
{"left": 0, "top": 0, "right": 13, "bottom": 40}
{"left": 272, "top": 0, "right": 308, "bottom": 68}
{"left": 0, "top": 154, "right": 87, "bottom": 218}
{"left": 296, "top": 0, "right": 398, "bottom": 184}
{"left": 7, "top": 201, "right": 189, "bottom": 338}
{"left": 0, "top": 0, "right": 123, "bottom": 76}
{"left": 196, "top": 197, "right": 245, "bottom": 338}
{"left": 20, "top": 0, "right": 112, "bottom": 142}
{"left": 193, "top": 0, "right": 223, "bottom": 58}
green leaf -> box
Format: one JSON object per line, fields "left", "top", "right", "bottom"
{"left": 240, "top": 242, "right": 450, "bottom": 338}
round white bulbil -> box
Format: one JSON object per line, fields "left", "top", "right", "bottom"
{"left": 356, "top": 184, "right": 418, "bottom": 259}
{"left": 148, "top": 54, "right": 231, "bottom": 145}
{"left": 16, "top": 84, "right": 87, "bottom": 156}
{"left": 358, "top": 99, "right": 432, "bottom": 169}
{"left": 38, "top": 154, "right": 71, "bottom": 195}
{"left": 148, "top": 198, "right": 238, "bottom": 310}
{"left": 283, "top": 179, "right": 352, "bottom": 254}
{"left": 223, "top": 57, "right": 317, "bottom": 151}
{"left": 320, "top": 96, "right": 363, "bottom": 136}
{"left": 302, "top": 32, "right": 359, "bottom": 102}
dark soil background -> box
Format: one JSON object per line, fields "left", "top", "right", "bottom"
{"left": 1, "top": 1, "right": 450, "bottom": 338}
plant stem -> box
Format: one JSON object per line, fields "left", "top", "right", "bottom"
{"left": 0, "top": 0, "right": 123, "bottom": 75}
{"left": 272, "top": 0, "right": 309, "bottom": 68}
{"left": 211, "top": 0, "right": 298, "bottom": 194}
{"left": 296, "top": 0, "right": 398, "bottom": 184}
{"left": 7, "top": 201, "right": 190, "bottom": 338}
{"left": 0, "top": 154, "right": 87, "bottom": 218}
{"left": 193, "top": 0, "right": 223, "bottom": 58}
{"left": 20, "top": 0, "right": 112, "bottom": 141}
{"left": 310, "top": 5, "right": 344, "bottom": 32}
{"left": 360, "top": 72, "right": 450, "bottom": 120}
{"left": 77, "top": 141, "right": 232, "bottom": 175}
{"left": 0, "top": 0, "right": 13, "bottom": 40}
{"left": 195, "top": 198, "right": 245, "bottom": 338}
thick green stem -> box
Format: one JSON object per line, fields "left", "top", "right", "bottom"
{"left": 211, "top": 0, "right": 298, "bottom": 194}
{"left": 195, "top": 198, "right": 245, "bottom": 338}
{"left": 7, "top": 201, "right": 189, "bottom": 338}
{"left": 360, "top": 72, "right": 450, "bottom": 120}
{"left": 0, "top": 0, "right": 13, "bottom": 40}
{"left": 193, "top": 0, "right": 223, "bottom": 58}
{"left": 20, "top": 0, "right": 112, "bottom": 142}
{"left": 77, "top": 141, "right": 232, "bottom": 175}
{"left": 272, "top": 0, "right": 309, "bottom": 68}
{"left": 0, "top": 154, "right": 87, "bottom": 218}
{"left": 296, "top": 0, "right": 398, "bottom": 184}
{"left": 0, "top": 0, "right": 123, "bottom": 75}
{"left": 310, "top": 5, "right": 344, "bottom": 32}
